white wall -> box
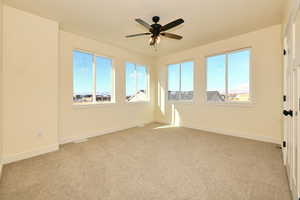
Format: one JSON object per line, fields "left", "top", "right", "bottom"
{"left": 0, "top": 6, "right": 155, "bottom": 163}
{"left": 0, "top": 5, "right": 283, "bottom": 164}
{"left": 0, "top": 0, "right": 3, "bottom": 176}
{"left": 155, "top": 25, "right": 283, "bottom": 144}
{"left": 283, "top": 0, "right": 293, "bottom": 26}
{"left": 58, "top": 31, "right": 155, "bottom": 144}
{"left": 283, "top": 0, "right": 298, "bottom": 36}
{"left": 2, "top": 6, "right": 59, "bottom": 163}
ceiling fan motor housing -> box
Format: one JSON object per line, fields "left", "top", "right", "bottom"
{"left": 152, "top": 16, "right": 160, "bottom": 23}
{"left": 151, "top": 23, "right": 162, "bottom": 37}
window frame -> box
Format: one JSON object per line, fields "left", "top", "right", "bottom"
{"left": 166, "top": 60, "right": 195, "bottom": 103}
{"left": 204, "top": 47, "right": 253, "bottom": 106}
{"left": 72, "top": 49, "right": 115, "bottom": 106}
{"left": 124, "top": 62, "right": 150, "bottom": 103}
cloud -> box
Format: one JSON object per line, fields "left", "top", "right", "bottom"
{"left": 80, "top": 66, "right": 90, "bottom": 73}
{"left": 129, "top": 72, "right": 145, "bottom": 79}
{"left": 129, "top": 72, "right": 135, "bottom": 78}
{"left": 230, "top": 83, "right": 249, "bottom": 93}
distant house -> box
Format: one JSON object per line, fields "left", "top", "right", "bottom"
{"left": 206, "top": 91, "right": 225, "bottom": 102}
{"left": 127, "top": 91, "right": 147, "bottom": 102}
{"left": 73, "top": 94, "right": 93, "bottom": 103}
{"left": 168, "top": 91, "right": 193, "bottom": 101}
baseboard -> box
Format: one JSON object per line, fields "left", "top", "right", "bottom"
{"left": 2, "top": 143, "right": 59, "bottom": 164}
{"left": 1, "top": 122, "right": 153, "bottom": 164}
{"left": 183, "top": 125, "right": 281, "bottom": 144}
{"left": 60, "top": 121, "right": 153, "bottom": 145}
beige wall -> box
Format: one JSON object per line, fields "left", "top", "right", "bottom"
{"left": 0, "top": 0, "right": 3, "bottom": 174}
{"left": 0, "top": 5, "right": 283, "bottom": 164}
{"left": 155, "top": 25, "right": 283, "bottom": 143}
{"left": 2, "top": 6, "right": 59, "bottom": 162}
{"left": 0, "top": 6, "right": 155, "bottom": 163}
{"left": 58, "top": 31, "right": 155, "bottom": 144}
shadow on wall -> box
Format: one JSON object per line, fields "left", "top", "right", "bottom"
{"left": 157, "top": 80, "right": 181, "bottom": 126}
{"left": 171, "top": 104, "right": 181, "bottom": 126}
{"left": 157, "top": 80, "right": 165, "bottom": 115}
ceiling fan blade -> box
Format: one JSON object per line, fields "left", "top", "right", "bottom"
{"left": 161, "top": 32, "right": 183, "bottom": 40}
{"left": 125, "top": 33, "right": 151, "bottom": 38}
{"left": 161, "top": 18, "right": 184, "bottom": 32}
{"left": 135, "top": 18, "right": 152, "bottom": 30}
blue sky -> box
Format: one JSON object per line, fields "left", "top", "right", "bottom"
{"left": 73, "top": 50, "right": 147, "bottom": 96}
{"left": 168, "top": 61, "right": 194, "bottom": 92}
{"left": 73, "top": 49, "right": 250, "bottom": 96}
{"left": 125, "top": 63, "right": 147, "bottom": 96}
{"left": 207, "top": 50, "right": 250, "bottom": 94}
{"left": 73, "top": 51, "right": 93, "bottom": 95}
{"left": 96, "top": 56, "right": 112, "bottom": 95}
{"left": 167, "top": 50, "right": 249, "bottom": 94}
{"left": 206, "top": 55, "right": 226, "bottom": 94}
{"left": 73, "top": 50, "right": 113, "bottom": 95}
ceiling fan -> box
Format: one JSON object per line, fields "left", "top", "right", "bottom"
{"left": 126, "top": 16, "right": 184, "bottom": 46}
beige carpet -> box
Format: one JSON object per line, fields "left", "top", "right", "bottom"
{"left": 0, "top": 123, "right": 291, "bottom": 200}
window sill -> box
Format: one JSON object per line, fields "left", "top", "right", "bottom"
{"left": 205, "top": 101, "right": 255, "bottom": 108}
{"left": 167, "top": 100, "right": 194, "bottom": 104}
{"left": 72, "top": 102, "right": 116, "bottom": 109}
{"left": 126, "top": 100, "right": 150, "bottom": 104}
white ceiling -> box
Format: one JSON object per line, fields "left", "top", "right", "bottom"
{"left": 4, "top": 0, "right": 285, "bottom": 57}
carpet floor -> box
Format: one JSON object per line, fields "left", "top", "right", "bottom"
{"left": 0, "top": 123, "right": 291, "bottom": 200}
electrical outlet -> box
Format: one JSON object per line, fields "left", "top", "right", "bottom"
{"left": 37, "top": 130, "right": 43, "bottom": 137}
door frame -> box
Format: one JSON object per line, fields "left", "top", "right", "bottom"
{"left": 283, "top": 36, "right": 288, "bottom": 166}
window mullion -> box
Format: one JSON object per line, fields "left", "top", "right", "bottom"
{"left": 225, "top": 54, "right": 228, "bottom": 102}
{"left": 92, "top": 55, "right": 96, "bottom": 103}
{"left": 135, "top": 65, "right": 138, "bottom": 95}
{"left": 179, "top": 64, "right": 182, "bottom": 92}
{"left": 179, "top": 64, "right": 182, "bottom": 100}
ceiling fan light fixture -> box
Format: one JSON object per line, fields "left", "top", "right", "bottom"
{"left": 157, "top": 36, "right": 161, "bottom": 44}
{"left": 126, "top": 16, "right": 184, "bottom": 48}
{"left": 148, "top": 37, "right": 154, "bottom": 44}
{"left": 148, "top": 36, "right": 160, "bottom": 46}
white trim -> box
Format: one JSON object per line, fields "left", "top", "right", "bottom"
{"left": 225, "top": 52, "right": 228, "bottom": 101}
{"left": 124, "top": 62, "right": 150, "bottom": 103}
{"left": 59, "top": 122, "right": 152, "bottom": 145}
{"left": 1, "top": 122, "right": 153, "bottom": 165}
{"left": 72, "top": 49, "right": 115, "bottom": 104}
{"left": 204, "top": 47, "right": 253, "bottom": 105}
{"left": 125, "top": 100, "right": 150, "bottom": 104}
{"left": 72, "top": 101, "right": 116, "bottom": 109}
{"left": 2, "top": 144, "right": 59, "bottom": 164}
{"left": 183, "top": 125, "right": 281, "bottom": 144}
{"left": 167, "top": 100, "right": 194, "bottom": 104}
{"left": 283, "top": 36, "right": 288, "bottom": 166}
{"left": 205, "top": 101, "right": 256, "bottom": 108}
{"left": 0, "top": 164, "right": 2, "bottom": 180}
{"left": 92, "top": 53, "right": 96, "bottom": 103}
{"left": 166, "top": 60, "right": 195, "bottom": 102}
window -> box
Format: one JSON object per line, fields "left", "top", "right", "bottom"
{"left": 125, "top": 62, "right": 148, "bottom": 102}
{"left": 206, "top": 48, "right": 251, "bottom": 103}
{"left": 168, "top": 61, "right": 194, "bottom": 101}
{"left": 73, "top": 50, "right": 113, "bottom": 104}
